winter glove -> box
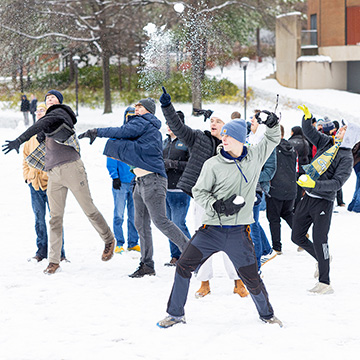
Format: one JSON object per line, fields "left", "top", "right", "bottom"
{"left": 78, "top": 128, "right": 97, "bottom": 144}
{"left": 2, "top": 139, "right": 21, "bottom": 154}
{"left": 36, "top": 131, "right": 46, "bottom": 143}
{"left": 164, "top": 159, "right": 178, "bottom": 170}
{"left": 160, "top": 86, "right": 171, "bottom": 107}
{"left": 112, "top": 178, "right": 122, "bottom": 190}
{"left": 212, "top": 194, "right": 246, "bottom": 217}
{"left": 298, "top": 104, "right": 312, "bottom": 120}
{"left": 296, "top": 174, "right": 315, "bottom": 188}
{"left": 256, "top": 110, "right": 279, "bottom": 128}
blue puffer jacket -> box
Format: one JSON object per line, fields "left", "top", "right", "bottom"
{"left": 99, "top": 113, "right": 167, "bottom": 178}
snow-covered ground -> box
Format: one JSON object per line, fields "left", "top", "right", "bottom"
{"left": 1, "top": 60, "right": 359, "bottom": 359}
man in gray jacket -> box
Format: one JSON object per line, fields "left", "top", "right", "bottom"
{"left": 157, "top": 113, "right": 283, "bottom": 328}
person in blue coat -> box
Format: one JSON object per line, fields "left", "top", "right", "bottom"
{"left": 107, "top": 107, "right": 139, "bottom": 254}
{"left": 79, "top": 98, "right": 189, "bottom": 278}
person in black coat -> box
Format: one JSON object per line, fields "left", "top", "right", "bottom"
{"left": 20, "top": 94, "right": 30, "bottom": 126}
{"left": 163, "top": 111, "right": 191, "bottom": 266}
{"left": 266, "top": 125, "right": 297, "bottom": 254}
{"left": 292, "top": 105, "right": 353, "bottom": 294}
{"left": 288, "top": 126, "right": 311, "bottom": 209}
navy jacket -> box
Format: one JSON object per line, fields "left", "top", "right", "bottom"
{"left": 100, "top": 113, "right": 167, "bottom": 178}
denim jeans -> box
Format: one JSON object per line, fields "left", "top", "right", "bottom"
{"left": 348, "top": 171, "right": 360, "bottom": 213}
{"left": 166, "top": 191, "right": 191, "bottom": 259}
{"left": 133, "top": 173, "right": 189, "bottom": 269}
{"left": 29, "top": 184, "right": 65, "bottom": 259}
{"left": 112, "top": 182, "right": 139, "bottom": 247}
{"left": 250, "top": 202, "right": 272, "bottom": 270}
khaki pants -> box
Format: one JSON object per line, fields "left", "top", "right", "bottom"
{"left": 47, "top": 159, "right": 114, "bottom": 263}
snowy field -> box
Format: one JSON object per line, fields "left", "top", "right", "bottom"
{"left": 1, "top": 61, "right": 360, "bottom": 359}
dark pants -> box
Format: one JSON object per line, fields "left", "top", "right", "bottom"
{"left": 133, "top": 173, "right": 189, "bottom": 269}
{"left": 291, "top": 194, "right": 333, "bottom": 284}
{"left": 266, "top": 197, "right": 294, "bottom": 252}
{"left": 166, "top": 225, "right": 274, "bottom": 319}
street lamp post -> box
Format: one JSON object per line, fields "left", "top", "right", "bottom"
{"left": 240, "top": 57, "right": 250, "bottom": 120}
{"left": 72, "top": 55, "right": 80, "bottom": 116}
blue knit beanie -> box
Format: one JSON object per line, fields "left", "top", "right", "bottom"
{"left": 45, "top": 89, "right": 63, "bottom": 104}
{"left": 220, "top": 119, "right": 247, "bottom": 144}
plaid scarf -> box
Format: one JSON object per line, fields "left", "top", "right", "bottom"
{"left": 25, "top": 134, "right": 81, "bottom": 171}
{"left": 302, "top": 138, "right": 342, "bottom": 181}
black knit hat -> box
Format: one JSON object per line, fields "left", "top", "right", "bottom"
{"left": 135, "top": 98, "right": 156, "bottom": 115}
{"left": 176, "top": 111, "right": 185, "bottom": 124}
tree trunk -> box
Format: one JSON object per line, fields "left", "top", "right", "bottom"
{"left": 102, "top": 50, "right": 112, "bottom": 114}
{"left": 190, "top": 16, "right": 202, "bottom": 112}
{"left": 118, "top": 55, "right": 123, "bottom": 91}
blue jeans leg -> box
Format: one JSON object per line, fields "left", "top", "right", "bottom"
{"left": 125, "top": 183, "right": 139, "bottom": 248}
{"left": 112, "top": 186, "right": 127, "bottom": 247}
{"left": 30, "top": 184, "right": 48, "bottom": 259}
{"left": 166, "top": 192, "right": 191, "bottom": 259}
{"left": 348, "top": 171, "right": 360, "bottom": 213}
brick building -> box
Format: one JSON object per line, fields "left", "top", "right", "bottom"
{"left": 276, "top": 0, "right": 360, "bottom": 93}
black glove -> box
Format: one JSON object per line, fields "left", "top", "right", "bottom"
{"left": 36, "top": 131, "right": 46, "bottom": 143}
{"left": 164, "top": 159, "right": 178, "bottom": 170}
{"left": 2, "top": 139, "right": 21, "bottom": 154}
{"left": 212, "top": 194, "right": 246, "bottom": 217}
{"left": 78, "top": 128, "right": 97, "bottom": 144}
{"left": 160, "top": 86, "right": 171, "bottom": 107}
{"left": 112, "top": 178, "right": 121, "bottom": 190}
{"left": 255, "top": 110, "right": 279, "bottom": 129}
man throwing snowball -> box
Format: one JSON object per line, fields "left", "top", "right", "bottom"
{"left": 157, "top": 112, "right": 283, "bottom": 329}
{"left": 292, "top": 105, "right": 353, "bottom": 294}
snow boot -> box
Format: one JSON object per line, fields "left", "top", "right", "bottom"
{"left": 233, "top": 279, "right": 249, "bottom": 297}
{"left": 195, "top": 280, "right": 211, "bottom": 298}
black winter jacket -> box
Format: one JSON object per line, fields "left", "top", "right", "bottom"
{"left": 302, "top": 115, "right": 353, "bottom": 201}
{"left": 269, "top": 139, "right": 297, "bottom": 200}
{"left": 20, "top": 97, "right": 30, "bottom": 112}
{"left": 17, "top": 104, "right": 77, "bottom": 145}
{"left": 162, "top": 103, "right": 221, "bottom": 196}
{"left": 163, "top": 136, "right": 189, "bottom": 189}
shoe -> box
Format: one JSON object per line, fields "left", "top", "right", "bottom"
{"left": 297, "top": 246, "right": 304, "bottom": 252}
{"left": 308, "top": 282, "right": 334, "bottom": 294}
{"left": 233, "top": 279, "right": 249, "bottom": 297}
{"left": 157, "top": 315, "right": 186, "bottom": 328}
{"left": 260, "top": 315, "right": 283, "bottom": 327}
{"left": 338, "top": 203, "right": 346, "bottom": 207}
{"left": 274, "top": 250, "right": 283, "bottom": 255}
{"left": 314, "top": 255, "right": 332, "bottom": 278}
{"left": 102, "top": 239, "right": 115, "bottom": 261}
{"left": 260, "top": 249, "right": 277, "bottom": 266}
{"left": 164, "top": 257, "right": 178, "bottom": 267}
{"left": 195, "top": 280, "right": 211, "bottom": 298}
{"left": 28, "top": 255, "right": 44, "bottom": 262}
{"left": 115, "top": 246, "right": 125, "bottom": 254}
{"left": 61, "top": 256, "right": 70, "bottom": 263}
{"left": 129, "top": 262, "right": 156, "bottom": 278}
{"left": 43, "top": 262, "right": 61, "bottom": 275}
{"left": 127, "top": 245, "right": 140, "bottom": 252}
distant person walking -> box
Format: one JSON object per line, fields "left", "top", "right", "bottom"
{"left": 20, "top": 94, "right": 30, "bottom": 126}
{"left": 29, "top": 94, "right": 38, "bottom": 124}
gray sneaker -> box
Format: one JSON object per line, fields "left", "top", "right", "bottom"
{"left": 260, "top": 315, "right": 283, "bottom": 327}
{"left": 157, "top": 315, "right": 186, "bottom": 328}
{"left": 308, "top": 282, "right": 334, "bottom": 294}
